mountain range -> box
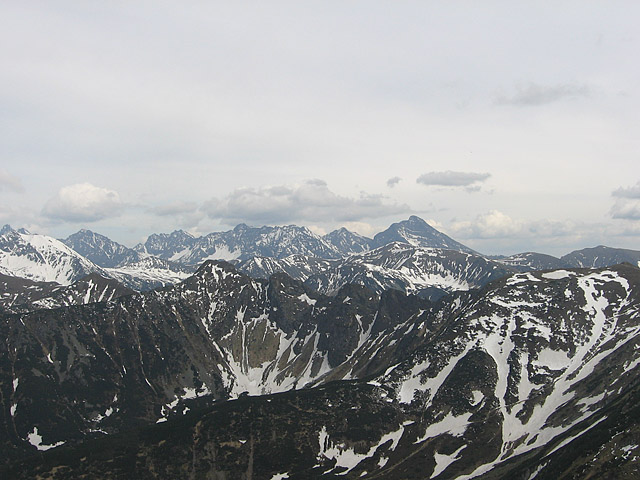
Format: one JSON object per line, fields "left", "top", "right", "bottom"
{"left": 0, "top": 216, "right": 639, "bottom": 478}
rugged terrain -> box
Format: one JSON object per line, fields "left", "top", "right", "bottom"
{"left": 1, "top": 261, "right": 639, "bottom": 478}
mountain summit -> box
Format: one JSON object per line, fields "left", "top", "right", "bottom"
{"left": 372, "top": 215, "right": 475, "bottom": 253}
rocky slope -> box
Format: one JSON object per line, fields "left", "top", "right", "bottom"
{"left": 1, "top": 263, "right": 638, "bottom": 478}
{"left": 0, "top": 260, "right": 431, "bottom": 463}
{"left": 0, "top": 272, "right": 134, "bottom": 314}
{"left": 305, "top": 242, "right": 514, "bottom": 300}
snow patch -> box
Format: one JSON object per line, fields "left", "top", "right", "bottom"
{"left": 542, "top": 270, "right": 573, "bottom": 280}
{"left": 27, "top": 427, "right": 65, "bottom": 451}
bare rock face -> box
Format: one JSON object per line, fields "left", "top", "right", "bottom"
{"left": 1, "top": 262, "right": 639, "bottom": 479}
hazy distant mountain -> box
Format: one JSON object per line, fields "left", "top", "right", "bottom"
{"left": 561, "top": 245, "right": 640, "bottom": 269}
{"left": 63, "top": 229, "right": 141, "bottom": 268}
{"left": 135, "top": 224, "right": 341, "bottom": 265}
{"left": 133, "top": 216, "right": 476, "bottom": 267}
{"left": 0, "top": 226, "right": 191, "bottom": 291}
{"left": 305, "top": 242, "right": 514, "bottom": 300}
{"left": 491, "top": 251, "right": 571, "bottom": 271}
{"left": 322, "top": 227, "right": 372, "bottom": 255}
{"left": 372, "top": 215, "right": 476, "bottom": 253}
{"left": 0, "top": 225, "right": 104, "bottom": 285}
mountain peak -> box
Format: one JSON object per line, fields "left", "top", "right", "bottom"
{"left": 0, "top": 224, "right": 13, "bottom": 235}
{"left": 372, "top": 216, "right": 476, "bottom": 254}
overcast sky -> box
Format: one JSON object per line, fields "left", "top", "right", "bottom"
{"left": 1, "top": 2, "right": 639, "bottom": 256}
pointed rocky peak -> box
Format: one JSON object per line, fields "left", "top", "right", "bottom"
{"left": 63, "top": 229, "right": 140, "bottom": 268}
{"left": 323, "top": 227, "right": 372, "bottom": 255}
{"left": 372, "top": 215, "right": 476, "bottom": 253}
{"left": 233, "top": 223, "right": 250, "bottom": 233}
{"left": 0, "top": 224, "right": 14, "bottom": 235}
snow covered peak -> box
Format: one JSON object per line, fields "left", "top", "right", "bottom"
{"left": 0, "top": 229, "right": 104, "bottom": 285}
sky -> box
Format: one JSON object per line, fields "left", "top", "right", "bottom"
{"left": 1, "top": 1, "right": 639, "bottom": 256}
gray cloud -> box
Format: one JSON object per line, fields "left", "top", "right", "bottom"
{"left": 417, "top": 171, "right": 490, "bottom": 188}
{"left": 42, "top": 183, "right": 124, "bottom": 223}
{"left": 203, "top": 180, "right": 411, "bottom": 225}
{"left": 0, "top": 169, "right": 24, "bottom": 193}
{"left": 495, "top": 83, "right": 591, "bottom": 106}
{"left": 610, "top": 182, "right": 640, "bottom": 220}
{"left": 387, "top": 176, "right": 402, "bottom": 188}
{"left": 612, "top": 182, "right": 640, "bottom": 199}
{"left": 611, "top": 200, "right": 640, "bottom": 220}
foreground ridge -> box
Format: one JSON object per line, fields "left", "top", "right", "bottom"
{"left": 1, "top": 262, "right": 639, "bottom": 478}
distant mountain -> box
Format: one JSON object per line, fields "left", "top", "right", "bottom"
{"left": 0, "top": 226, "right": 191, "bottom": 292}
{"left": 372, "top": 215, "right": 476, "bottom": 253}
{"left": 306, "top": 242, "right": 514, "bottom": 300}
{"left": 135, "top": 224, "right": 341, "bottom": 265}
{"left": 62, "top": 229, "right": 141, "bottom": 268}
{"left": 133, "top": 229, "right": 197, "bottom": 262}
{"left": 2, "top": 262, "right": 639, "bottom": 479}
{"left": 0, "top": 225, "right": 104, "bottom": 285}
{"left": 103, "top": 256, "right": 193, "bottom": 291}
{"left": 322, "top": 227, "right": 372, "bottom": 255}
{"left": 133, "top": 216, "right": 476, "bottom": 267}
{"left": 491, "top": 251, "right": 571, "bottom": 271}
{"left": 561, "top": 245, "right": 640, "bottom": 269}
{"left": 239, "top": 243, "right": 514, "bottom": 301}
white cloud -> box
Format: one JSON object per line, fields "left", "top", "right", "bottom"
{"left": 42, "top": 183, "right": 123, "bottom": 223}
{"left": 203, "top": 180, "right": 410, "bottom": 225}
{"left": 417, "top": 171, "right": 490, "bottom": 188}
{"left": 449, "top": 210, "right": 524, "bottom": 239}
{"left": 0, "top": 169, "right": 24, "bottom": 193}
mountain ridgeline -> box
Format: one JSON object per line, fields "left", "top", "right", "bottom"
{"left": 0, "top": 217, "right": 639, "bottom": 478}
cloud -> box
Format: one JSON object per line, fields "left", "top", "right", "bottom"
{"left": 416, "top": 171, "right": 490, "bottom": 188}
{"left": 0, "top": 169, "right": 24, "bottom": 193}
{"left": 150, "top": 201, "right": 199, "bottom": 216}
{"left": 611, "top": 200, "right": 640, "bottom": 220}
{"left": 202, "top": 180, "right": 411, "bottom": 225}
{"left": 386, "top": 176, "right": 402, "bottom": 188}
{"left": 495, "top": 83, "right": 591, "bottom": 106}
{"left": 610, "top": 182, "right": 640, "bottom": 220}
{"left": 448, "top": 210, "right": 524, "bottom": 239}
{"left": 612, "top": 181, "right": 640, "bottom": 199}
{"left": 42, "top": 183, "right": 123, "bottom": 222}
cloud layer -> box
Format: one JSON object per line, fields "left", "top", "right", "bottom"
{"left": 203, "top": 180, "right": 410, "bottom": 225}
{"left": 416, "top": 171, "right": 491, "bottom": 188}
{"left": 495, "top": 83, "right": 591, "bottom": 106}
{"left": 42, "top": 183, "right": 123, "bottom": 223}
{"left": 0, "top": 170, "right": 24, "bottom": 193}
